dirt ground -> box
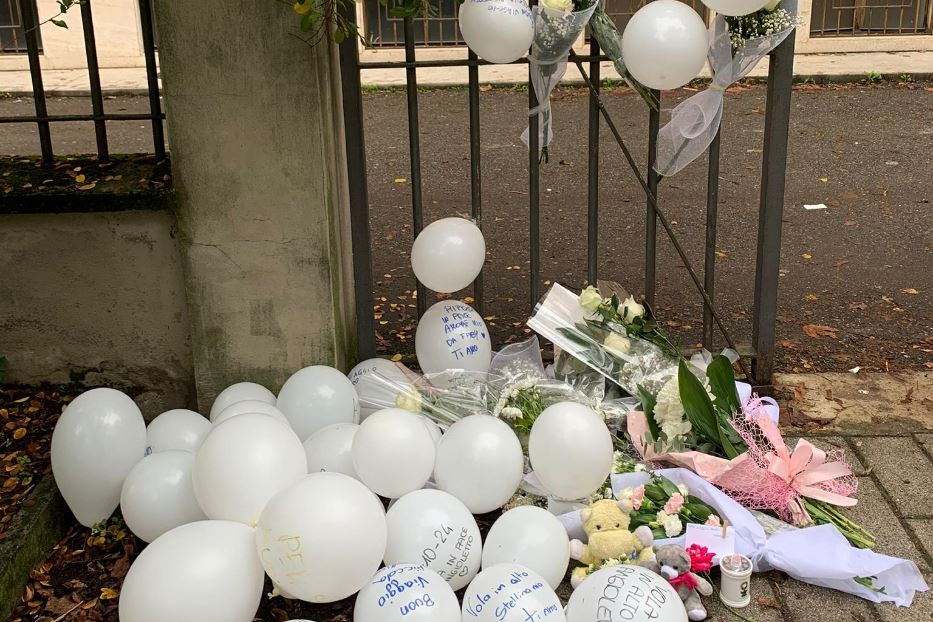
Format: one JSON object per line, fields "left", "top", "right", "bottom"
{"left": 1, "top": 81, "right": 931, "bottom": 375}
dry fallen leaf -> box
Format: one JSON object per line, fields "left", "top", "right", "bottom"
{"left": 390, "top": 354, "right": 402, "bottom": 362}
{"left": 393, "top": 178, "right": 407, "bottom": 184}
{"left": 463, "top": 296, "right": 475, "bottom": 304}
{"left": 803, "top": 324, "right": 837, "bottom": 339}
{"left": 74, "top": 174, "right": 86, "bottom": 183}
{"left": 13, "top": 427, "right": 26, "bottom": 440}
{"left": 802, "top": 253, "right": 813, "bottom": 261}
{"left": 901, "top": 288, "right": 918, "bottom": 295}
{"left": 99, "top": 587, "right": 119, "bottom": 600}
{"left": 804, "top": 294, "right": 818, "bottom": 302}
{"left": 77, "top": 183, "right": 97, "bottom": 191}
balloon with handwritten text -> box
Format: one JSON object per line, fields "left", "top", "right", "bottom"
{"left": 355, "top": 564, "right": 460, "bottom": 622}
{"left": 416, "top": 300, "right": 492, "bottom": 376}
{"left": 411, "top": 217, "right": 486, "bottom": 293}
{"left": 384, "top": 489, "right": 482, "bottom": 590}
{"left": 462, "top": 563, "right": 566, "bottom": 622}
{"left": 565, "top": 565, "right": 687, "bottom": 622}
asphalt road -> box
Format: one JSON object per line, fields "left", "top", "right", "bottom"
{"left": 1, "top": 81, "right": 931, "bottom": 373}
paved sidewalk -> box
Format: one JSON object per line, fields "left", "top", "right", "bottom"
{"left": 0, "top": 50, "right": 931, "bottom": 94}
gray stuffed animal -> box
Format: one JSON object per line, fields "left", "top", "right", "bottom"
{"left": 654, "top": 544, "right": 714, "bottom": 621}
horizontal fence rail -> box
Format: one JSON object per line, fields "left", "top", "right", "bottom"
{"left": 1, "top": 0, "right": 166, "bottom": 163}
{"left": 339, "top": 3, "right": 795, "bottom": 388}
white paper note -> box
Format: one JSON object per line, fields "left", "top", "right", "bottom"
{"left": 685, "top": 523, "right": 736, "bottom": 562}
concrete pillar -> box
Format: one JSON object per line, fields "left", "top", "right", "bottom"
{"left": 155, "top": 1, "right": 357, "bottom": 411}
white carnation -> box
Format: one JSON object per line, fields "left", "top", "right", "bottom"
{"left": 653, "top": 376, "right": 691, "bottom": 439}
{"left": 500, "top": 406, "right": 523, "bottom": 420}
{"left": 677, "top": 483, "right": 690, "bottom": 498}
{"left": 656, "top": 510, "right": 683, "bottom": 537}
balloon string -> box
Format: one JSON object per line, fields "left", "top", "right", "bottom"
{"left": 567, "top": 50, "right": 752, "bottom": 383}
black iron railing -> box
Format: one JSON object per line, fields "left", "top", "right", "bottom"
{"left": 0, "top": 0, "right": 166, "bottom": 163}
{"left": 339, "top": 4, "right": 795, "bottom": 388}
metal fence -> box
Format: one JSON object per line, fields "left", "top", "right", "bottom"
{"left": 0, "top": 0, "right": 165, "bottom": 163}
{"left": 339, "top": 3, "right": 796, "bottom": 388}
{"left": 809, "top": 0, "right": 932, "bottom": 35}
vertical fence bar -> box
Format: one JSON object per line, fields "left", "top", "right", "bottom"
{"left": 528, "top": 46, "right": 541, "bottom": 311}
{"left": 137, "top": 0, "right": 165, "bottom": 160}
{"left": 403, "top": 18, "right": 427, "bottom": 317}
{"left": 752, "top": 35, "right": 795, "bottom": 386}
{"left": 586, "top": 39, "right": 600, "bottom": 286}
{"left": 702, "top": 128, "right": 721, "bottom": 350}
{"left": 644, "top": 90, "right": 661, "bottom": 304}
{"left": 339, "top": 4, "right": 376, "bottom": 360}
{"left": 80, "top": 0, "right": 109, "bottom": 162}
{"left": 19, "top": 0, "right": 52, "bottom": 165}
{"left": 468, "top": 50, "right": 484, "bottom": 316}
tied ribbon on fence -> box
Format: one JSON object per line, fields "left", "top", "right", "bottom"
{"left": 522, "top": 0, "right": 599, "bottom": 160}
{"left": 653, "top": 13, "right": 797, "bottom": 177}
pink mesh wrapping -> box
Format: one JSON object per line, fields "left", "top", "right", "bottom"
{"left": 713, "top": 397, "right": 858, "bottom": 524}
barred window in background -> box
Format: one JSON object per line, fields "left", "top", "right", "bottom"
{"left": 1, "top": 0, "right": 41, "bottom": 53}
{"left": 364, "top": 0, "right": 465, "bottom": 46}
{"left": 596, "top": 0, "right": 708, "bottom": 33}
{"left": 810, "top": 0, "right": 932, "bottom": 35}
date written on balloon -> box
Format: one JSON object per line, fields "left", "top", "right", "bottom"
{"left": 464, "top": 570, "right": 562, "bottom": 621}
{"left": 422, "top": 524, "right": 475, "bottom": 578}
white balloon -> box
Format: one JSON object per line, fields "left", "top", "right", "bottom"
{"left": 384, "top": 489, "right": 482, "bottom": 590}
{"left": 700, "top": 0, "right": 769, "bottom": 16}
{"left": 256, "top": 472, "right": 387, "bottom": 603}
{"left": 209, "top": 382, "right": 276, "bottom": 421}
{"left": 51, "top": 388, "right": 146, "bottom": 527}
{"left": 421, "top": 415, "right": 443, "bottom": 445}
{"left": 303, "top": 422, "right": 359, "bottom": 478}
{"left": 462, "top": 563, "right": 566, "bottom": 622}
{"left": 481, "top": 506, "right": 570, "bottom": 590}
{"left": 212, "top": 399, "right": 290, "bottom": 427}
{"left": 120, "top": 450, "right": 206, "bottom": 543}
{"left": 119, "top": 520, "right": 264, "bottom": 622}
{"left": 354, "top": 564, "right": 460, "bottom": 622}
{"left": 348, "top": 358, "right": 413, "bottom": 420}
{"left": 566, "top": 565, "right": 687, "bottom": 622}
{"left": 411, "top": 218, "right": 486, "bottom": 293}
{"left": 622, "top": 0, "right": 709, "bottom": 90}
{"left": 277, "top": 365, "right": 360, "bottom": 441}
{"left": 193, "top": 414, "right": 307, "bottom": 525}
{"left": 352, "top": 408, "right": 436, "bottom": 498}
{"left": 528, "top": 402, "right": 613, "bottom": 500}
{"left": 458, "top": 0, "right": 534, "bottom": 64}
{"left": 433, "top": 415, "right": 523, "bottom": 514}
{"left": 415, "top": 301, "right": 491, "bottom": 376}
{"left": 146, "top": 409, "right": 210, "bottom": 453}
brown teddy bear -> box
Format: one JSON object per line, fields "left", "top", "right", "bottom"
{"left": 655, "top": 544, "right": 714, "bottom": 621}
{"left": 568, "top": 498, "right": 659, "bottom": 588}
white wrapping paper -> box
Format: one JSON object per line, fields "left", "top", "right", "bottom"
{"left": 558, "top": 468, "right": 928, "bottom": 606}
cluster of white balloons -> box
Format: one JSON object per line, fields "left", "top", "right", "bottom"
{"left": 457, "top": 0, "right": 778, "bottom": 90}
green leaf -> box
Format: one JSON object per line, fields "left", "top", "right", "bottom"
{"left": 678, "top": 360, "right": 721, "bottom": 449}
{"left": 636, "top": 384, "right": 661, "bottom": 441}
{"left": 51, "top": 18, "right": 68, "bottom": 28}
{"left": 707, "top": 355, "right": 741, "bottom": 414}
{"left": 300, "top": 12, "right": 317, "bottom": 32}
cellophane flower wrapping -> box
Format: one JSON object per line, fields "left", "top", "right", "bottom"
{"left": 521, "top": 0, "right": 599, "bottom": 157}
{"left": 654, "top": 4, "right": 798, "bottom": 176}
{"left": 587, "top": 5, "right": 659, "bottom": 110}
{"left": 527, "top": 283, "right": 679, "bottom": 397}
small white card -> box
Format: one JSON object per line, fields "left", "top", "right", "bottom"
{"left": 684, "top": 523, "right": 736, "bottom": 563}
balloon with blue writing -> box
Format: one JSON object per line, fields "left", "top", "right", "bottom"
{"left": 415, "top": 300, "right": 492, "bottom": 376}
{"left": 621, "top": 0, "right": 709, "bottom": 91}
{"left": 433, "top": 415, "right": 524, "bottom": 513}
{"left": 411, "top": 217, "right": 486, "bottom": 293}
{"left": 146, "top": 409, "right": 211, "bottom": 453}
{"left": 461, "top": 563, "right": 566, "bottom": 622}
{"left": 256, "top": 472, "right": 388, "bottom": 603}
{"left": 481, "top": 506, "right": 570, "bottom": 591}
{"left": 348, "top": 358, "right": 413, "bottom": 421}
{"left": 528, "top": 401, "right": 613, "bottom": 500}
{"left": 458, "top": 0, "right": 534, "bottom": 64}
{"left": 276, "top": 365, "right": 361, "bottom": 441}
{"left": 209, "top": 382, "right": 276, "bottom": 421}
{"left": 384, "top": 489, "right": 482, "bottom": 590}
{"left": 566, "top": 565, "right": 687, "bottom": 622}
{"left": 354, "top": 564, "right": 460, "bottom": 622}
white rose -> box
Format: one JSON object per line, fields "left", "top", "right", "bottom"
{"left": 500, "top": 406, "right": 523, "bottom": 420}
{"left": 603, "top": 332, "right": 632, "bottom": 357}
{"left": 763, "top": 0, "right": 781, "bottom": 10}
{"left": 394, "top": 386, "right": 422, "bottom": 412}
{"left": 621, "top": 295, "right": 646, "bottom": 323}
{"left": 540, "top": 0, "right": 573, "bottom": 13}
{"left": 579, "top": 285, "right": 603, "bottom": 312}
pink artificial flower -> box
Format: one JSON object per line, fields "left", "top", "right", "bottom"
{"left": 632, "top": 485, "right": 645, "bottom": 510}
{"left": 705, "top": 515, "right": 721, "bottom": 527}
{"left": 664, "top": 493, "right": 684, "bottom": 515}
